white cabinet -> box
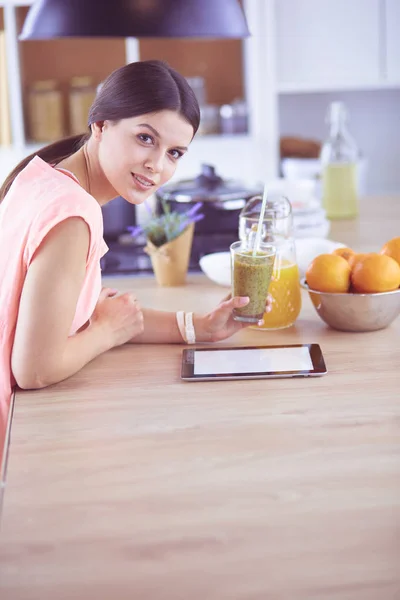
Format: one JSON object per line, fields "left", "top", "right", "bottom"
{"left": 385, "top": 0, "right": 400, "bottom": 82}
{"left": 275, "top": 0, "right": 381, "bottom": 91}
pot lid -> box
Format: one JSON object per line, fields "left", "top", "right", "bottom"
{"left": 157, "top": 164, "right": 261, "bottom": 202}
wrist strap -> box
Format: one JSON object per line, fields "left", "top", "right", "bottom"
{"left": 184, "top": 312, "right": 196, "bottom": 344}
{"left": 176, "top": 311, "right": 186, "bottom": 342}
{"left": 176, "top": 311, "right": 196, "bottom": 344}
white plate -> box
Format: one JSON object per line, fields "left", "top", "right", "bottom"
{"left": 295, "top": 237, "right": 346, "bottom": 277}
{"left": 293, "top": 218, "right": 331, "bottom": 239}
{"left": 199, "top": 252, "right": 231, "bottom": 287}
{"left": 199, "top": 239, "right": 346, "bottom": 286}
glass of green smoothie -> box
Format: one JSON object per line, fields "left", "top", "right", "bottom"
{"left": 230, "top": 241, "right": 276, "bottom": 323}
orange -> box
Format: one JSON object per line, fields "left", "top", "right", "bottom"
{"left": 351, "top": 254, "right": 400, "bottom": 293}
{"left": 381, "top": 237, "right": 400, "bottom": 266}
{"left": 332, "top": 247, "right": 355, "bottom": 263}
{"left": 306, "top": 254, "right": 351, "bottom": 293}
{"left": 348, "top": 252, "right": 376, "bottom": 270}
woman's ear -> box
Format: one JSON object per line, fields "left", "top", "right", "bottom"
{"left": 91, "top": 121, "right": 105, "bottom": 140}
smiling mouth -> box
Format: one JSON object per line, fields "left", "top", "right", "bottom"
{"left": 132, "top": 173, "right": 155, "bottom": 188}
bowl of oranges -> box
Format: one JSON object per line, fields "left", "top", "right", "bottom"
{"left": 301, "top": 237, "right": 400, "bottom": 332}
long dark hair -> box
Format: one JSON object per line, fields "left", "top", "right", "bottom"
{"left": 0, "top": 60, "right": 200, "bottom": 201}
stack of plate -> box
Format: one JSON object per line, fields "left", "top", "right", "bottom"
{"left": 264, "top": 178, "right": 330, "bottom": 239}
{"left": 292, "top": 197, "right": 330, "bottom": 239}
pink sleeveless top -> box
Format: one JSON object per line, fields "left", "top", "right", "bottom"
{"left": 0, "top": 156, "right": 108, "bottom": 468}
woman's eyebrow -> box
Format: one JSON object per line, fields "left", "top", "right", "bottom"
{"left": 137, "top": 123, "right": 188, "bottom": 152}
{"left": 138, "top": 123, "right": 160, "bottom": 138}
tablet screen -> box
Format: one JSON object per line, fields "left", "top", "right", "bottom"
{"left": 194, "top": 346, "right": 314, "bottom": 375}
{"left": 181, "top": 344, "right": 327, "bottom": 381}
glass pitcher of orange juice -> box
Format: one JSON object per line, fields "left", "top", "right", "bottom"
{"left": 239, "top": 195, "right": 302, "bottom": 330}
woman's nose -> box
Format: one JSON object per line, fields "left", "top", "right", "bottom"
{"left": 144, "top": 151, "right": 163, "bottom": 173}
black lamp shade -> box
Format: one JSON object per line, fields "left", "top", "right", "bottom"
{"left": 20, "top": 0, "right": 250, "bottom": 40}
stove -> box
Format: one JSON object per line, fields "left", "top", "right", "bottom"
{"left": 101, "top": 231, "right": 238, "bottom": 276}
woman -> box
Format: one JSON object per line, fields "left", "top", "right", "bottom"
{"left": 0, "top": 60, "right": 267, "bottom": 435}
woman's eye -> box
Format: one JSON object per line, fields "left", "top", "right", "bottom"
{"left": 138, "top": 133, "right": 153, "bottom": 144}
{"left": 169, "top": 149, "right": 184, "bottom": 160}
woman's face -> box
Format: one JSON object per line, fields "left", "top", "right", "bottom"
{"left": 95, "top": 110, "right": 194, "bottom": 205}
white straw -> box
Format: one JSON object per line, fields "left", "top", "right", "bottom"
{"left": 252, "top": 184, "right": 268, "bottom": 256}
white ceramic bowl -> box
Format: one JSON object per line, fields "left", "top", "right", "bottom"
{"left": 199, "top": 252, "right": 231, "bottom": 287}
{"left": 295, "top": 238, "right": 345, "bottom": 278}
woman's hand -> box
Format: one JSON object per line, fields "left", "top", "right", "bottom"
{"left": 90, "top": 287, "right": 144, "bottom": 347}
{"left": 195, "top": 293, "right": 272, "bottom": 343}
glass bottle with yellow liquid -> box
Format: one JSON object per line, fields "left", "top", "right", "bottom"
{"left": 321, "top": 102, "right": 359, "bottom": 219}
{"left": 239, "top": 195, "right": 302, "bottom": 330}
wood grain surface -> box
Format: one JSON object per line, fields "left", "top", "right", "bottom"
{"left": 0, "top": 196, "right": 399, "bottom": 600}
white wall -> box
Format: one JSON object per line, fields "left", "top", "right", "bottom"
{"left": 279, "top": 89, "right": 400, "bottom": 195}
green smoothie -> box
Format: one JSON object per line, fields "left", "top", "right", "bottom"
{"left": 231, "top": 245, "right": 275, "bottom": 323}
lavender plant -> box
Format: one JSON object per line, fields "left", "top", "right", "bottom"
{"left": 128, "top": 199, "right": 204, "bottom": 248}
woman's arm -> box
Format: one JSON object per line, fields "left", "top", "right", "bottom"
{"left": 12, "top": 218, "right": 143, "bottom": 389}
{"left": 129, "top": 296, "right": 253, "bottom": 345}
{"left": 128, "top": 308, "right": 183, "bottom": 344}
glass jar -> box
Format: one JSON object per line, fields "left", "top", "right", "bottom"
{"left": 185, "top": 76, "right": 207, "bottom": 107}
{"left": 198, "top": 104, "right": 220, "bottom": 135}
{"left": 28, "top": 79, "right": 65, "bottom": 142}
{"left": 69, "top": 76, "right": 97, "bottom": 135}
{"left": 239, "top": 194, "right": 302, "bottom": 330}
{"left": 220, "top": 99, "right": 248, "bottom": 135}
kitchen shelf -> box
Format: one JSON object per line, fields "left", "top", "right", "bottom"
{"left": 1, "top": 0, "right": 271, "bottom": 188}
{"left": 4, "top": 4, "right": 252, "bottom": 143}
{"left": 15, "top": 4, "right": 128, "bottom": 144}
{"left": 139, "top": 37, "right": 245, "bottom": 107}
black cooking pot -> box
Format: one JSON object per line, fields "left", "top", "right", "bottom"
{"left": 156, "top": 164, "right": 261, "bottom": 234}
{"left": 102, "top": 195, "right": 136, "bottom": 241}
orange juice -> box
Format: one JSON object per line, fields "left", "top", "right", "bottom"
{"left": 255, "top": 260, "right": 301, "bottom": 330}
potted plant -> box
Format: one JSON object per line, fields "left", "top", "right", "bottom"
{"left": 128, "top": 200, "right": 204, "bottom": 286}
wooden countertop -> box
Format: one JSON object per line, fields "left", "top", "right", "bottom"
{"left": 1, "top": 197, "right": 400, "bottom": 599}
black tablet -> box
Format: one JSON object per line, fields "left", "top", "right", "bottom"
{"left": 181, "top": 344, "right": 327, "bottom": 381}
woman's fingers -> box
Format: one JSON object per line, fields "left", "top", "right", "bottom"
{"left": 219, "top": 296, "right": 249, "bottom": 311}
{"left": 232, "top": 296, "right": 250, "bottom": 308}
{"left": 222, "top": 293, "right": 271, "bottom": 312}
{"left": 98, "top": 287, "right": 119, "bottom": 301}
